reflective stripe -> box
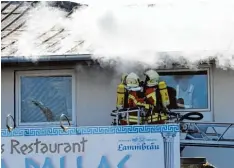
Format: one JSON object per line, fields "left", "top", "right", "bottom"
{"left": 129, "top": 119, "right": 139, "bottom": 123}
{"left": 147, "top": 114, "right": 167, "bottom": 122}
{"left": 128, "top": 94, "right": 139, "bottom": 105}
{"left": 147, "top": 115, "right": 167, "bottom": 119}
{"left": 129, "top": 116, "right": 139, "bottom": 119}
{"left": 148, "top": 118, "right": 167, "bottom": 122}
{"left": 145, "top": 88, "right": 158, "bottom": 107}
{"left": 146, "top": 92, "right": 155, "bottom": 99}
{"left": 121, "top": 115, "right": 142, "bottom": 123}
{"left": 122, "top": 118, "right": 142, "bottom": 123}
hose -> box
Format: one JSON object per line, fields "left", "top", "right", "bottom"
{"left": 167, "top": 111, "right": 203, "bottom": 122}
{"left": 179, "top": 112, "right": 203, "bottom": 122}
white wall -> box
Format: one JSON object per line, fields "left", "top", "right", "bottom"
{"left": 1, "top": 64, "right": 234, "bottom": 167}
{"left": 182, "top": 66, "right": 234, "bottom": 168}
{"left": 1, "top": 69, "right": 15, "bottom": 128}
{"left": 213, "top": 68, "right": 234, "bottom": 123}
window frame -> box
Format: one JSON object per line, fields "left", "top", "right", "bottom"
{"left": 15, "top": 69, "right": 76, "bottom": 127}
{"left": 156, "top": 66, "right": 212, "bottom": 113}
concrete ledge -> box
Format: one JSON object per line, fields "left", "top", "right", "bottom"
{"left": 181, "top": 157, "right": 207, "bottom": 165}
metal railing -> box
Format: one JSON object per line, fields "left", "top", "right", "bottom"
{"left": 5, "top": 113, "right": 71, "bottom": 132}
{"left": 111, "top": 107, "right": 145, "bottom": 125}
{"left": 180, "top": 122, "right": 234, "bottom": 148}
{"left": 111, "top": 108, "right": 234, "bottom": 148}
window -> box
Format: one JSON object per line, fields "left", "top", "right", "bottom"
{"left": 157, "top": 67, "right": 211, "bottom": 112}
{"left": 15, "top": 70, "right": 76, "bottom": 126}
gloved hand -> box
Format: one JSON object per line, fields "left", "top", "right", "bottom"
{"left": 177, "top": 98, "right": 185, "bottom": 109}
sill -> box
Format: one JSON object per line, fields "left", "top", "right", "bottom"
{"left": 170, "top": 109, "right": 211, "bottom": 113}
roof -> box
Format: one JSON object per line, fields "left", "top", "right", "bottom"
{"left": 1, "top": 1, "right": 88, "bottom": 58}
{"left": 1, "top": 1, "right": 229, "bottom": 68}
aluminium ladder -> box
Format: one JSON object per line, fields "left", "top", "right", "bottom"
{"left": 179, "top": 122, "right": 234, "bottom": 148}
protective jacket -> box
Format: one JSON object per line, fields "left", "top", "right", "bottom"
{"left": 121, "top": 89, "right": 150, "bottom": 125}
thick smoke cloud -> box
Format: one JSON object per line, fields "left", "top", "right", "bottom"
{"left": 16, "top": 0, "right": 234, "bottom": 69}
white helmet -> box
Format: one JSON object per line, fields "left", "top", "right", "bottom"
{"left": 126, "top": 72, "right": 140, "bottom": 88}
{"left": 144, "top": 70, "right": 160, "bottom": 87}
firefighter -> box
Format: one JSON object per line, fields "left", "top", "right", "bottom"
{"left": 122, "top": 72, "right": 151, "bottom": 125}
{"left": 144, "top": 70, "right": 170, "bottom": 124}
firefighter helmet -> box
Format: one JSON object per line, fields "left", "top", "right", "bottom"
{"left": 126, "top": 72, "right": 140, "bottom": 88}
{"left": 144, "top": 69, "right": 160, "bottom": 87}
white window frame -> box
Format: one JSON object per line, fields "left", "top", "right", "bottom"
{"left": 156, "top": 65, "right": 212, "bottom": 113}
{"left": 15, "top": 69, "right": 76, "bottom": 127}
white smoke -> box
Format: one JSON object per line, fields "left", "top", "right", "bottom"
{"left": 16, "top": 0, "right": 234, "bottom": 69}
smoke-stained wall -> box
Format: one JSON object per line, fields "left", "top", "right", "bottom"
{"left": 1, "top": 64, "right": 234, "bottom": 127}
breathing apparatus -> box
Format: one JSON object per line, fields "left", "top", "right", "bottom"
{"left": 116, "top": 73, "right": 128, "bottom": 109}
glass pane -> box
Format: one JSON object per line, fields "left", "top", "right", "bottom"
{"left": 20, "top": 76, "right": 72, "bottom": 123}
{"left": 159, "top": 71, "right": 208, "bottom": 109}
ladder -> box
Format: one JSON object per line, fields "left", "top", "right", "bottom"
{"left": 179, "top": 122, "right": 234, "bottom": 148}
{"left": 111, "top": 109, "right": 234, "bottom": 148}
{"left": 112, "top": 110, "right": 234, "bottom": 148}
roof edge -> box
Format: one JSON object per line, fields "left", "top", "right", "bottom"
{"left": 1, "top": 54, "right": 92, "bottom": 63}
